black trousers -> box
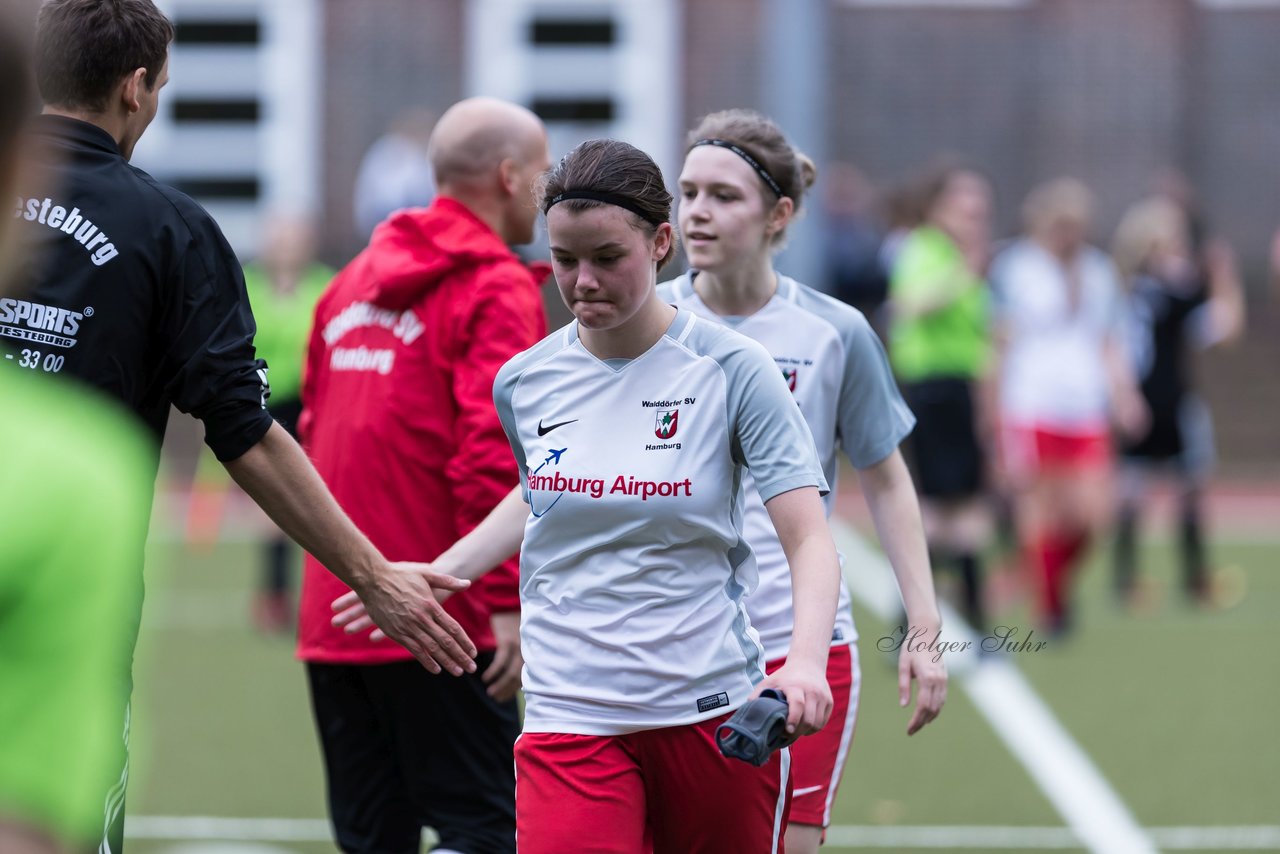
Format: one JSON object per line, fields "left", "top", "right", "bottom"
{"left": 307, "top": 657, "right": 519, "bottom": 854}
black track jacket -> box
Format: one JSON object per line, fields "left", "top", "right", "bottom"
{"left": 6, "top": 116, "right": 272, "bottom": 469}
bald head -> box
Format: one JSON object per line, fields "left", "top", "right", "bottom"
{"left": 428, "top": 97, "right": 546, "bottom": 190}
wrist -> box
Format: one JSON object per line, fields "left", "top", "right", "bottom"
{"left": 784, "top": 637, "right": 831, "bottom": 671}
{"left": 905, "top": 609, "right": 942, "bottom": 632}
{"left": 432, "top": 549, "right": 471, "bottom": 582}
{"left": 343, "top": 548, "right": 384, "bottom": 595}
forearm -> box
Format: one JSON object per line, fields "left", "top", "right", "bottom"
{"left": 860, "top": 452, "right": 941, "bottom": 629}
{"left": 896, "top": 269, "right": 970, "bottom": 319}
{"left": 433, "top": 486, "right": 529, "bottom": 582}
{"left": 223, "top": 422, "right": 380, "bottom": 590}
{"left": 1205, "top": 281, "right": 1245, "bottom": 346}
{"left": 786, "top": 533, "right": 841, "bottom": 666}
{"left": 766, "top": 487, "right": 841, "bottom": 667}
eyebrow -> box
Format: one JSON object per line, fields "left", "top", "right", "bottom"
{"left": 550, "top": 241, "right": 627, "bottom": 253}
{"left": 678, "top": 179, "right": 745, "bottom": 191}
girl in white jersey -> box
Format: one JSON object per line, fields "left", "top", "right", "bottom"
{"left": 990, "top": 178, "right": 1146, "bottom": 635}
{"left": 661, "top": 109, "right": 947, "bottom": 853}
{"left": 342, "top": 139, "right": 843, "bottom": 852}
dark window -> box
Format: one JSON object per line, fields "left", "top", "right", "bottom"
{"left": 174, "top": 20, "right": 261, "bottom": 45}
{"left": 172, "top": 99, "right": 260, "bottom": 122}
{"left": 530, "top": 18, "right": 615, "bottom": 46}
{"left": 171, "top": 177, "right": 260, "bottom": 200}
{"left": 531, "top": 98, "right": 615, "bottom": 122}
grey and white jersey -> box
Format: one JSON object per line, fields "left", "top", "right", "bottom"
{"left": 660, "top": 274, "right": 915, "bottom": 660}
{"left": 494, "top": 308, "right": 826, "bottom": 735}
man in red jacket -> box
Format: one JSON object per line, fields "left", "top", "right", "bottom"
{"left": 297, "top": 97, "right": 550, "bottom": 854}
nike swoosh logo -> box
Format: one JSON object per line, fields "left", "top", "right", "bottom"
{"left": 793, "top": 785, "right": 824, "bottom": 797}
{"left": 537, "top": 418, "right": 578, "bottom": 436}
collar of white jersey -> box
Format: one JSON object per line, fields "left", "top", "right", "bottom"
{"left": 563, "top": 306, "right": 698, "bottom": 350}
{"left": 672, "top": 270, "right": 800, "bottom": 305}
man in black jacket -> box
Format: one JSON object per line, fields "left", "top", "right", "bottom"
{"left": 11, "top": 3, "right": 480, "bottom": 851}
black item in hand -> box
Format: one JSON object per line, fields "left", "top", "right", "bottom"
{"left": 715, "top": 689, "right": 793, "bottom": 767}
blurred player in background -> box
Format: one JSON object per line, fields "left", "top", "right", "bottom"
{"left": 0, "top": 9, "right": 151, "bottom": 854}
{"left": 990, "top": 178, "right": 1146, "bottom": 635}
{"left": 888, "top": 165, "right": 994, "bottom": 632}
{"left": 662, "top": 109, "right": 946, "bottom": 853}
{"left": 298, "top": 97, "right": 550, "bottom": 854}
{"left": 14, "top": 3, "right": 476, "bottom": 849}
{"left": 1111, "top": 196, "right": 1245, "bottom": 605}
{"left": 243, "top": 213, "right": 333, "bottom": 632}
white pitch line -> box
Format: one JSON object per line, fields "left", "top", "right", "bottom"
{"left": 830, "top": 520, "right": 1159, "bottom": 854}
{"left": 126, "top": 816, "right": 330, "bottom": 841}
{"left": 122, "top": 817, "right": 1280, "bottom": 850}
{"left": 824, "top": 824, "right": 1280, "bottom": 850}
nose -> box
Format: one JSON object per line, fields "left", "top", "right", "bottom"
{"left": 575, "top": 263, "right": 600, "bottom": 292}
{"left": 681, "top": 191, "right": 709, "bottom": 222}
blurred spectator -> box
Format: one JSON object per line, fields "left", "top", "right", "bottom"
{"left": 1111, "top": 196, "right": 1245, "bottom": 606}
{"left": 823, "top": 160, "right": 888, "bottom": 324}
{"left": 887, "top": 165, "right": 993, "bottom": 630}
{"left": 353, "top": 106, "right": 436, "bottom": 240}
{"left": 243, "top": 213, "right": 334, "bottom": 632}
{"left": 990, "top": 178, "right": 1145, "bottom": 636}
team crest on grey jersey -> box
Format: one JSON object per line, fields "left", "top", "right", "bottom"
{"left": 654, "top": 409, "right": 679, "bottom": 439}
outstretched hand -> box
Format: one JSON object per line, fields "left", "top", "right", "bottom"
{"left": 334, "top": 562, "right": 477, "bottom": 675}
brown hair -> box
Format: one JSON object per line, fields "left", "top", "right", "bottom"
{"left": 916, "top": 160, "right": 988, "bottom": 223}
{"left": 1, "top": 3, "right": 34, "bottom": 285}
{"left": 1022, "top": 177, "right": 1094, "bottom": 239}
{"left": 1, "top": 5, "right": 33, "bottom": 146}
{"left": 536, "top": 138, "right": 678, "bottom": 271}
{"left": 36, "top": 0, "right": 173, "bottom": 112}
{"left": 685, "top": 109, "right": 816, "bottom": 244}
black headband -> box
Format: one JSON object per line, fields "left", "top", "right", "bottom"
{"left": 545, "top": 190, "right": 667, "bottom": 227}
{"left": 691, "top": 138, "right": 784, "bottom": 198}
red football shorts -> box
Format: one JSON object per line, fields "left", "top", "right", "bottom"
{"left": 514, "top": 713, "right": 791, "bottom": 853}
{"left": 1003, "top": 422, "right": 1111, "bottom": 480}
{"left": 765, "top": 642, "right": 860, "bottom": 828}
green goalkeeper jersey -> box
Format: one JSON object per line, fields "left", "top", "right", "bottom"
{"left": 0, "top": 366, "right": 152, "bottom": 844}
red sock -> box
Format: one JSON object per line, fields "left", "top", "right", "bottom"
{"left": 1031, "top": 531, "right": 1087, "bottom": 624}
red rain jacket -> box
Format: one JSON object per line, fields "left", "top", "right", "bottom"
{"left": 296, "top": 197, "right": 547, "bottom": 663}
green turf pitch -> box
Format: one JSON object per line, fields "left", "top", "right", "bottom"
{"left": 123, "top": 534, "right": 1279, "bottom": 853}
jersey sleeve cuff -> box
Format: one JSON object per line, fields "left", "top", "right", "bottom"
{"left": 204, "top": 404, "right": 275, "bottom": 462}
{"left": 756, "top": 471, "right": 828, "bottom": 503}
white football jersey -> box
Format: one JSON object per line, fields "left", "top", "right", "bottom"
{"left": 990, "top": 239, "right": 1125, "bottom": 430}
{"left": 494, "top": 308, "right": 827, "bottom": 735}
{"left": 659, "top": 274, "right": 915, "bottom": 661}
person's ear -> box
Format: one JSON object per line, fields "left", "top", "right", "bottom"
{"left": 764, "top": 196, "right": 794, "bottom": 239}
{"left": 498, "top": 157, "right": 519, "bottom": 197}
{"left": 120, "top": 67, "right": 147, "bottom": 114}
{"left": 652, "top": 222, "right": 674, "bottom": 263}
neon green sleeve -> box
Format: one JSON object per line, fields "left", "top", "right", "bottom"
{"left": 891, "top": 228, "right": 965, "bottom": 309}
{"left": 0, "top": 374, "right": 152, "bottom": 844}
